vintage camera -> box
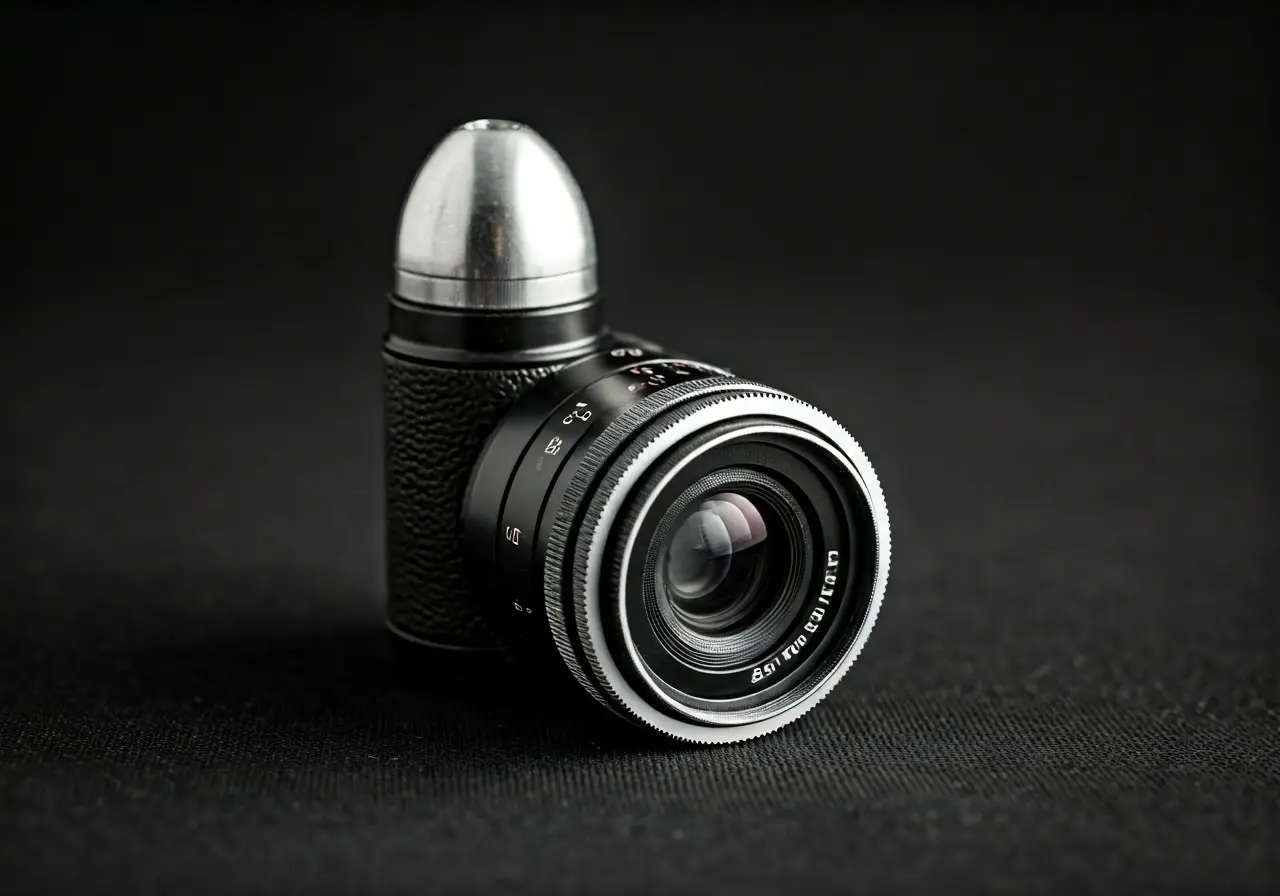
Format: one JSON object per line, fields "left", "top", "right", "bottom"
{"left": 384, "top": 120, "right": 890, "bottom": 743}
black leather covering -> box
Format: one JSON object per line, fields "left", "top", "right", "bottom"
{"left": 383, "top": 351, "right": 564, "bottom": 649}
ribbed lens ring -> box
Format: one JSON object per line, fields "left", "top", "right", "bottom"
{"left": 642, "top": 468, "right": 811, "bottom": 671}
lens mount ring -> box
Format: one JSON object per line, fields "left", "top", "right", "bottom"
{"left": 543, "top": 380, "right": 891, "bottom": 744}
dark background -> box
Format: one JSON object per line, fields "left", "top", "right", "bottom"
{"left": 1, "top": 7, "right": 1275, "bottom": 894}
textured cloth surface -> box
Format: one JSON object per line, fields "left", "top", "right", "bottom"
{"left": 0, "top": 277, "right": 1275, "bottom": 895}
{"left": 1, "top": 8, "right": 1276, "bottom": 895}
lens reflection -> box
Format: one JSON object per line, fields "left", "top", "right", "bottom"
{"left": 662, "top": 492, "right": 776, "bottom": 634}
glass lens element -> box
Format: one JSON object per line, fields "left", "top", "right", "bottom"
{"left": 661, "top": 492, "right": 778, "bottom": 635}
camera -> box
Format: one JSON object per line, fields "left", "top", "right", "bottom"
{"left": 384, "top": 120, "right": 891, "bottom": 743}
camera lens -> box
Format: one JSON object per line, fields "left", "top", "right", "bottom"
{"left": 463, "top": 342, "right": 891, "bottom": 743}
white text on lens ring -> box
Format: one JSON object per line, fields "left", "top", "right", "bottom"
{"left": 750, "top": 550, "right": 840, "bottom": 684}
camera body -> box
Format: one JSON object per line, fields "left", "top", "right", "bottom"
{"left": 383, "top": 120, "right": 890, "bottom": 743}
{"left": 385, "top": 325, "right": 668, "bottom": 655}
{"left": 383, "top": 344, "right": 581, "bottom": 654}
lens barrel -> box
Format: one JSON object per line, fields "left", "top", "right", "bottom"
{"left": 463, "top": 337, "right": 890, "bottom": 743}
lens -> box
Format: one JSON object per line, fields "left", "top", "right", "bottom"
{"left": 641, "top": 471, "right": 811, "bottom": 673}
{"left": 663, "top": 493, "right": 770, "bottom": 632}
{"left": 462, "top": 341, "right": 891, "bottom": 743}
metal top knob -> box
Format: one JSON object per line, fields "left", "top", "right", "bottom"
{"left": 394, "top": 119, "right": 598, "bottom": 311}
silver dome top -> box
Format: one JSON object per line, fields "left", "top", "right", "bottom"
{"left": 394, "top": 119, "right": 598, "bottom": 311}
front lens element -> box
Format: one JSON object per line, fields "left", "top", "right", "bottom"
{"left": 663, "top": 492, "right": 771, "bottom": 632}
{"left": 645, "top": 469, "right": 812, "bottom": 674}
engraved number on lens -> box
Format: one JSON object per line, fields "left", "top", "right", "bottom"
{"left": 563, "top": 403, "right": 592, "bottom": 425}
{"left": 504, "top": 525, "right": 521, "bottom": 546}
{"left": 751, "top": 632, "right": 810, "bottom": 684}
{"left": 544, "top": 436, "right": 563, "bottom": 456}
{"left": 627, "top": 366, "right": 671, "bottom": 393}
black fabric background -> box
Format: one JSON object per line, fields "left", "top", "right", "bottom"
{"left": 1, "top": 8, "right": 1276, "bottom": 895}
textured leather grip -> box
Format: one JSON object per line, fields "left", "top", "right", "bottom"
{"left": 384, "top": 351, "right": 565, "bottom": 650}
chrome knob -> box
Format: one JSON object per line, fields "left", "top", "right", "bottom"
{"left": 394, "top": 119, "right": 597, "bottom": 311}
